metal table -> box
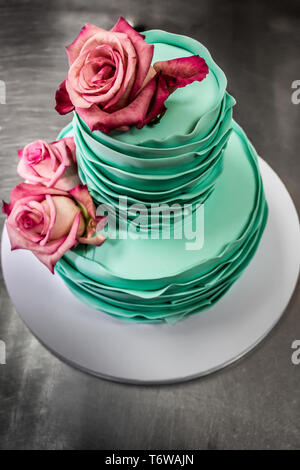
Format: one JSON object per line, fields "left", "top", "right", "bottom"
{"left": 0, "top": 0, "right": 299, "bottom": 450}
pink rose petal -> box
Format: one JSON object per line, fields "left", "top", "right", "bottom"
{"left": 40, "top": 194, "right": 56, "bottom": 246}
{"left": 69, "top": 184, "right": 107, "bottom": 243}
{"left": 77, "top": 232, "right": 106, "bottom": 246}
{"left": 112, "top": 17, "right": 154, "bottom": 100}
{"left": 66, "top": 23, "right": 105, "bottom": 65}
{"left": 34, "top": 212, "right": 81, "bottom": 273}
{"left": 17, "top": 138, "right": 80, "bottom": 191}
{"left": 55, "top": 79, "right": 75, "bottom": 115}
{"left": 76, "top": 73, "right": 157, "bottom": 133}
{"left": 69, "top": 184, "right": 97, "bottom": 220}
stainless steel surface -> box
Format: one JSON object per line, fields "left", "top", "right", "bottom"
{"left": 0, "top": 0, "right": 300, "bottom": 450}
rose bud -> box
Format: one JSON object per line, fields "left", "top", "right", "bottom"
{"left": 17, "top": 137, "right": 80, "bottom": 191}
{"left": 2, "top": 183, "right": 106, "bottom": 273}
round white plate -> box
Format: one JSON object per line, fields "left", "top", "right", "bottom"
{"left": 2, "top": 158, "right": 300, "bottom": 384}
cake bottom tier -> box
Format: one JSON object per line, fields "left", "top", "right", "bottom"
{"left": 55, "top": 122, "right": 268, "bottom": 323}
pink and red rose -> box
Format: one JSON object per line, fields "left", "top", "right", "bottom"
{"left": 55, "top": 17, "right": 209, "bottom": 133}
{"left": 17, "top": 137, "right": 81, "bottom": 191}
{"left": 3, "top": 18, "right": 209, "bottom": 275}
{"left": 2, "top": 183, "right": 106, "bottom": 273}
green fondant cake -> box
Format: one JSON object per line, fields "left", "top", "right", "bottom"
{"left": 55, "top": 29, "right": 268, "bottom": 323}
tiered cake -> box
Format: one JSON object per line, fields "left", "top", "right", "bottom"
{"left": 53, "top": 29, "right": 268, "bottom": 323}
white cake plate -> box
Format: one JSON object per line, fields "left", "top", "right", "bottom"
{"left": 2, "top": 158, "right": 300, "bottom": 384}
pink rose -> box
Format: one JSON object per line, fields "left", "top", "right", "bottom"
{"left": 2, "top": 183, "right": 106, "bottom": 273}
{"left": 17, "top": 137, "right": 81, "bottom": 191}
{"left": 55, "top": 17, "right": 209, "bottom": 133}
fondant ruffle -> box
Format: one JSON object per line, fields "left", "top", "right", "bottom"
{"left": 55, "top": 30, "right": 236, "bottom": 231}
{"left": 55, "top": 122, "right": 268, "bottom": 323}
{"left": 58, "top": 90, "right": 234, "bottom": 230}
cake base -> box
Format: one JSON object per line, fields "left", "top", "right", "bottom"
{"left": 2, "top": 158, "right": 299, "bottom": 384}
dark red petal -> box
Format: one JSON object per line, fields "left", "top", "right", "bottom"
{"left": 55, "top": 79, "right": 75, "bottom": 115}
{"left": 153, "top": 55, "right": 209, "bottom": 91}
{"left": 137, "top": 73, "right": 170, "bottom": 128}
{"left": 69, "top": 184, "right": 97, "bottom": 220}
{"left": 2, "top": 200, "right": 11, "bottom": 216}
{"left": 17, "top": 148, "right": 24, "bottom": 159}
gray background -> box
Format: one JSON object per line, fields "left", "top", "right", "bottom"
{"left": 0, "top": 0, "right": 300, "bottom": 450}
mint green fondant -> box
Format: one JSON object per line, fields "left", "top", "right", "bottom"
{"left": 56, "top": 122, "right": 268, "bottom": 322}
{"left": 69, "top": 89, "right": 234, "bottom": 228}
{"left": 89, "top": 29, "right": 229, "bottom": 148}
{"left": 55, "top": 31, "right": 268, "bottom": 323}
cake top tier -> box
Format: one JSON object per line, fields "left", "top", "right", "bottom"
{"left": 68, "top": 29, "right": 235, "bottom": 214}
{"left": 111, "top": 30, "right": 227, "bottom": 147}
{"left": 56, "top": 18, "right": 228, "bottom": 144}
